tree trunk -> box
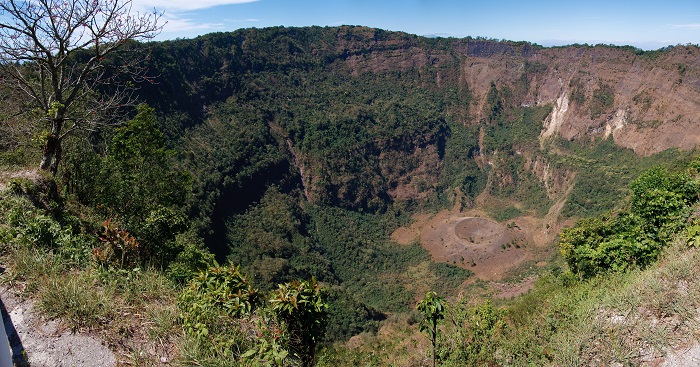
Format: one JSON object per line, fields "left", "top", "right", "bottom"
{"left": 39, "top": 119, "right": 63, "bottom": 176}
{"left": 432, "top": 328, "right": 437, "bottom": 367}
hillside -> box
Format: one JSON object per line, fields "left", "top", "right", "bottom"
{"left": 118, "top": 26, "right": 700, "bottom": 284}
{"left": 3, "top": 25, "right": 700, "bottom": 365}
{"left": 132, "top": 26, "right": 700, "bottom": 217}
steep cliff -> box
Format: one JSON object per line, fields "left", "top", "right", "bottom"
{"left": 132, "top": 26, "right": 700, "bottom": 250}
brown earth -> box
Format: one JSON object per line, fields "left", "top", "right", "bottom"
{"left": 419, "top": 213, "right": 527, "bottom": 281}
{"left": 391, "top": 178, "right": 575, "bottom": 296}
{"left": 0, "top": 169, "right": 41, "bottom": 192}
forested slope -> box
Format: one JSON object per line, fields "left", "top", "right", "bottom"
{"left": 75, "top": 26, "right": 700, "bottom": 336}
{"left": 4, "top": 26, "right": 700, "bottom": 365}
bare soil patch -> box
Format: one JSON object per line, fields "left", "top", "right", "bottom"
{"left": 490, "top": 276, "right": 537, "bottom": 299}
{"left": 391, "top": 213, "right": 432, "bottom": 245}
{"left": 0, "top": 169, "right": 41, "bottom": 192}
{"left": 418, "top": 211, "right": 529, "bottom": 281}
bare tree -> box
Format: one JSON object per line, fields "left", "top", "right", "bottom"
{"left": 0, "top": 0, "right": 163, "bottom": 174}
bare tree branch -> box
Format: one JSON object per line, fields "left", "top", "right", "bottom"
{"left": 0, "top": 0, "right": 163, "bottom": 174}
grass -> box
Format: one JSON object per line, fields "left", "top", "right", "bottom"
{"left": 37, "top": 271, "right": 115, "bottom": 331}
{"left": 0, "top": 190, "right": 181, "bottom": 365}
{"left": 314, "top": 237, "right": 700, "bottom": 367}
{"left": 504, "top": 239, "right": 700, "bottom": 365}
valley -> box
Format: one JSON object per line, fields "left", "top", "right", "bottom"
{"left": 2, "top": 24, "right": 700, "bottom": 366}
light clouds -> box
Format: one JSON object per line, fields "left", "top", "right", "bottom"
{"left": 130, "top": 0, "right": 260, "bottom": 38}
{"left": 161, "top": 17, "right": 225, "bottom": 32}
{"left": 124, "top": 0, "right": 700, "bottom": 49}
{"left": 672, "top": 24, "right": 700, "bottom": 29}
{"left": 131, "top": 0, "right": 258, "bottom": 12}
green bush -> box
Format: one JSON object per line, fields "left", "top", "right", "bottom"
{"left": 269, "top": 278, "right": 328, "bottom": 367}
{"left": 438, "top": 299, "right": 506, "bottom": 366}
{"left": 178, "top": 265, "right": 261, "bottom": 363}
{"left": 166, "top": 231, "right": 216, "bottom": 285}
{"left": 560, "top": 164, "right": 700, "bottom": 279}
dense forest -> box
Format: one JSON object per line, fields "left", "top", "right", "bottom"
{"left": 2, "top": 25, "right": 700, "bottom": 366}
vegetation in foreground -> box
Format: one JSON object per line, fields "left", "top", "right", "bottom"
{"left": 0, "top": 9, "right": 699, "bottom": 364}
{"left": 2, "top": 152, "right": 700, "bottom": 365}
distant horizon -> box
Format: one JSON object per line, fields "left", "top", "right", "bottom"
{"left": 131, "top": 0, "right": 700, "bottom": 51}
{"left": 153, "top": 23, "right": 695, "bottom": 52}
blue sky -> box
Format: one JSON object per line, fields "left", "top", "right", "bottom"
{"left": 132, "top": 0, "right": 700, "bottom": 50}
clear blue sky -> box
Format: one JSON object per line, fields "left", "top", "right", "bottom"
{"left": 133, "top": 0, "right": 700, "bottom": 50}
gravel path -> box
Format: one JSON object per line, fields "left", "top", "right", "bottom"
{"left": 0, "top": 286, "right": 115, "bottom": 367}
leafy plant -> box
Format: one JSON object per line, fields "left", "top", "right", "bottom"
{"left": 418, "top": 291, "right": 446, "bottom": 367}
{"left": 178, "top": 265, "right": 261, "bottom": 362}
{"left": 560, "top": 164, "right": 700, "bottom": 279}
{"left": 269, "top": 278, "right": 328, "bottom": 367}
{"left": 94, "top": 219, "right": 139, "bottom": 269}
{"left": 438, "top": 299, "right": 506, "bottom": 366}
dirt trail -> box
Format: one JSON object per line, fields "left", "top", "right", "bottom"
{"left": 0, "top": 169, "right": 41, "bottom": 192}
{"left": 0, "top": 286, "right": 116, "bottom": 367}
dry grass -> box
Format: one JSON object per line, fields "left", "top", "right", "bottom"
{"left": 547, "top": 240, "right": 700, "bottom": 366}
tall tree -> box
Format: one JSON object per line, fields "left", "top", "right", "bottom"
{"left": 0, "top": 0, "right": 162, "bottom": 174}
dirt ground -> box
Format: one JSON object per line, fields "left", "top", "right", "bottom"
{"left": 0, "top": 286, "right": 116, "bottom": 367}
{"left": 419, "top": 212, "right": 528, "bottom": 281}
{"left": 391, "top": 189, "right": 575, "bottom": 297}
{"left": 0, "top": 169, "right": 41, "bottom": 192}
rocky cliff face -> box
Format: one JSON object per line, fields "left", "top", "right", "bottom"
{"left": 143, "top": 27, "right": 700, "bottom": 220}
{"left": 334, "top": 30, "right": 700, "bottom": 155}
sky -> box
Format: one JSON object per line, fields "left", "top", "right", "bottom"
{"left": 131, "top": 0, "right": 700, "bottom": 50}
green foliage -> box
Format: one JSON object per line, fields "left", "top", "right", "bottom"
{"left": 38, "top": 272, "right": 115, "bottom": 332}
{"left": 559, "top": 213, "right": 658, "bottom": 278}
{"left": 0, "top": 192, "right": 95, "bottom": 268}
{"left": 166, "top": 230, "right": 216, "bottom": 284}
{"left": 568, "top": 77, "right": 586, "bottom": 105}
{"left": 178, "top": 265, "right": 261, "bottom": 361}
{"left": 428, "top": 262, "right": 473, "bottom": 292}
{"left": 177, "top": 265, "right": 329, "bottom": 367}
{"left": 94, "top": 218, "right": 139, "bottom": 269}
{"left": 323, "top": 286, "right": 384, "bottom": 341}
{"left": 241, "top": 332, "right": 289, "bottom": 367}
{"left": 560, "top": 163, "right": 700, "bottom": 279}
{"left": 489, "top": 205, "right": 523, "bottom": 222}
{"left": 227, "top": 187, "right": 331, "bottom": 288}
{"left": 438, "top": 299, "right": 506, "bottom": 366}
{"left": 629, "top": 166, "right": 698, "bottom": 228}
{"left": 590, "top": 83, "right": 615, "bottom": 119}
{"left": 309, "top": 205, "right": 427, "bottom": 312}
{"left": 484, "top": 104, "right": 551, "bottom": 152}
{"left": 180, "top": 264, "right": 261, "bottom": 324}
{"left": 99, "top": 104, "right": 191, "bottom": 229}
{"left": 556, "top": 138, "right": 691, "bottom": 218}
{"left": 439, "top": 121, "right": 483, "bottom": 208}
{"left": 269, "top": 278, "right": 328, "bottom": 367}
{"left": 62, "top": 104, "right": 193, "bottom": 268}
{"left": 684, "top": 223, "right": 700, "bottom": 248}
{"left": 110, "top": 104, "right": 169, "bottom": 162}
{"left": 418, "top": 291, "right": 446, "bottom": 367}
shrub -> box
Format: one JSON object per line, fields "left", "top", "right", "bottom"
{"left": 269, "top": 278, "right": 328, "bottom": 367}
{"left": 178, "top": 265, "right": 261, "bottom": 350}
{"left": 560, "top": 164, "right": 700, "bottom": 279}
{"left": 94, "top": 219, "right": 139, "bottom": 269}
{"left": 438, "top": 299, "right": 506, "bottom": 366}
{"left": 166, "top": 231, "right": 215, "bottom": 285}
